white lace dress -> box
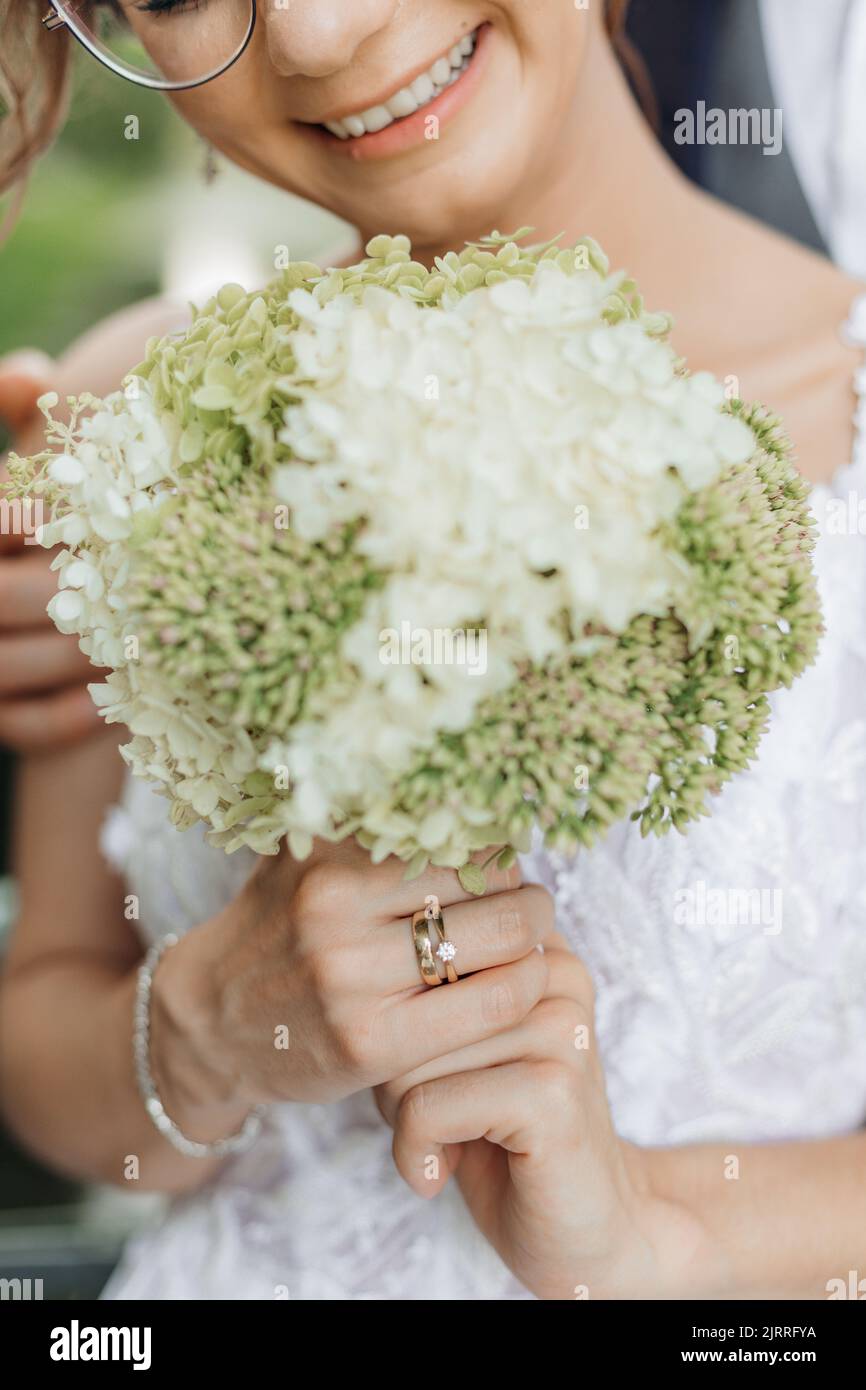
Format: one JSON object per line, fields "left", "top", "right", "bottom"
{"left": 100, "top": 299, "right": 866, "bottom": 1300}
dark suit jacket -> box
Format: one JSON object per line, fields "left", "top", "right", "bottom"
{"left": 625, "top": 0, "right": 826, "bottom": 253}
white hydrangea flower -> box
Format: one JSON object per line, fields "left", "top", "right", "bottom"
{"left": 17, "top": 241, "right": 784, "bottom": 872}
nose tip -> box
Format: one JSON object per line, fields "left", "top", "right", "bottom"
{"left": 263, "top": 0, "right": 400, "bottom": 79}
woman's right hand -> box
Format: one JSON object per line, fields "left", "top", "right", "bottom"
{"left": 148, "top": 838, "right": 553, "bottom": 1134}
{"left": 0, "top": 354, "right": 102, "bottom": 751}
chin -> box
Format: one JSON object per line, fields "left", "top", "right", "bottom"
{"left": 364, "top": 172, "right": 522, "bottom": 250}
{"left": 320, "top": 121, "right": 540, "bottom": 254}
{"left": 287, "top": 18, "right": 548, "bottom": 252}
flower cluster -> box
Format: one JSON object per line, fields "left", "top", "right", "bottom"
{"left": 7, "top": 232, "right": 822, "bottom": 889}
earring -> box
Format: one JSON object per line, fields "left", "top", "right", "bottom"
{"left": 201, "top": 142, "right": 221, "bottom": 186}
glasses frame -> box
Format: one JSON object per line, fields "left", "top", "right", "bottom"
{"left": 42, "top": 1, "right": 258, "bottom": 92}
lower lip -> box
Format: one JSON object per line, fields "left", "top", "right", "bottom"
{"left": 309, "top": 23, "right": 493, "bottom": 162}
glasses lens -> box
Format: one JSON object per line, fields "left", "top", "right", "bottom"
{"left": 56, "top": 1, "right": 255, "bottom": 90}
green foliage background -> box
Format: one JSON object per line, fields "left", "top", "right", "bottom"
{"left": 1, "top": 57, "right": 186, "bottom": 357}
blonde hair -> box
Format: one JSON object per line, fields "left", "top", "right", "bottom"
{"left": 0, "top": 2, "right": 71, "bottom": 202}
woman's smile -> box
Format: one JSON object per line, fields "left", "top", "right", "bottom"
{"left": 299, "top": 21, "right": 493, "bottom": 161}
{"left": 162, "top": 3, "right": 594, "bottom": 258}
{"left": 6, "top": 0, "right": 866, "bottom": 1321}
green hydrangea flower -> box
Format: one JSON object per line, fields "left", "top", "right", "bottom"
{"left": 5, "top": 232, "right": 822, "bottom": 890}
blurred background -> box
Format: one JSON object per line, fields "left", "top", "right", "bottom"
{"left": 0, "top": 0, "right": 843, "bottom": 1298}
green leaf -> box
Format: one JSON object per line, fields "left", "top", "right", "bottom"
{"left": 496, "top": 846, "right": 518, "bottom": 871}
{"left": 457, "top": 862, "right": 487, "bottom": 896}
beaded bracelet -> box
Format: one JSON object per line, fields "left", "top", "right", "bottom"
{"left": 133, "top": 932, "right": 265, "bottom": 1158}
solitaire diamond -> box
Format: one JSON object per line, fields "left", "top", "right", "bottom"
{"left": 436, "top": 941, "right": 457, "bottom": 962}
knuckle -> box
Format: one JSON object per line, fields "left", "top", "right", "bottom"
{"left": 303, "top": 943, "right": 354, "bottom": 997}
{"left": 533, "top": 1058, "right": 578, "bottom": 1114}
{"left": 542, "top": 996, "right": 584, "bottom": 1036}
{"left": 331, "top": 1013, "right": 379, "bottom": 1076}
{"left": 525, "top": 884, "right": 556, "bottom": 933}
{"left": 491, "top": 902, "right": 529, "bottom": 954}
{"left": 292, "top": 860, "right": 360, "bottom": 925}
{"left": 480, "top": 975, "right": 523, "bottom": 1029}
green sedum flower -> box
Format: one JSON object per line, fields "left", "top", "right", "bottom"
{"left": 5, "top": 232, "right": 822, "bottom": 890}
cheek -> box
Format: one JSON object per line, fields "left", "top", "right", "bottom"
{"left": 497, "top": 0, "right": 592, "bottom": 55}
{"left": 169, "top": 77, "right": 278, "bottom": 143}
{"left": 168, "top": 73, "right": 314, "bottom": 194}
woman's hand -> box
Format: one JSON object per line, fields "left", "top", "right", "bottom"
{"left": 375, "top": 931, "right": 719, "bottom": 1301}
{"left": 147, "top": 839, "right": 553, "bottom": 1141}
{"left": 0, "top": 353, "right": 102, "bottom": 750}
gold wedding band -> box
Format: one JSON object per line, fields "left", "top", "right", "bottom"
{"left": 411, "top": 911, "right": 442, "bottom": 988}
{"left": 411, "top": 894, "right": 459, "bottom": 987}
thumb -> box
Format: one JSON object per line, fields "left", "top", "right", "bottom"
{"left": 0, "top": 350, "right": 56, "bottom": 432}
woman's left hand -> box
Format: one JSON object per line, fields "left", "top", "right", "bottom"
{"left": 375, "top": 926, "right": 716, "bottom": 1301}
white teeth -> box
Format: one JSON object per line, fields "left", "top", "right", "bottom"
{"left": 410, "top": 73, "right": 435, "bottom": 105}
{"left": 323, "top": 29, "right": 479, "bottom": 138}
{"left": 387, "top": 86, "right": 419, "bottom": 119}
{"left": 358, "top": 103, "right": 393, "bottom": 133}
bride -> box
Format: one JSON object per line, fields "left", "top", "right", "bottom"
{"left": 1, "top": 0, "right": 865, "bottom": 1301}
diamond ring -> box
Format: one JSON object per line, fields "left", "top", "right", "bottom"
{"left": 425, "top": 895, "right": 459, "bottom": 984}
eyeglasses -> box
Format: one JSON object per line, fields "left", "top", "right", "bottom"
{"left": 42, "top": 2, "right": 257, "bottom": 92}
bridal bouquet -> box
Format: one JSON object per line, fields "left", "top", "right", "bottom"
{"left": 7, "top": 232, "right": 821, "bottom": 891}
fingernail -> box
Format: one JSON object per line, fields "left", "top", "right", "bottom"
{"left": 0, "top": 349, "right": 55, "bottom": 379}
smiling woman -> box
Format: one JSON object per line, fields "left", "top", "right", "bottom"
{"left": 2, "top": 0, "right": 866, "bottom": 1312}
{"left": 1, "top": 0, "right": 638, "bottom": 196}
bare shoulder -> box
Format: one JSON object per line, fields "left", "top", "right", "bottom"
{"left": 685, "top": 192, "right": 865, "bottom": 486}
{"left": 57, "top": 295, "right": 191, "bottom": 401}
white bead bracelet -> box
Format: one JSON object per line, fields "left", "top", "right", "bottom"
{"left": 133, "top": 932, "right": 265, "bottom": 1159}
